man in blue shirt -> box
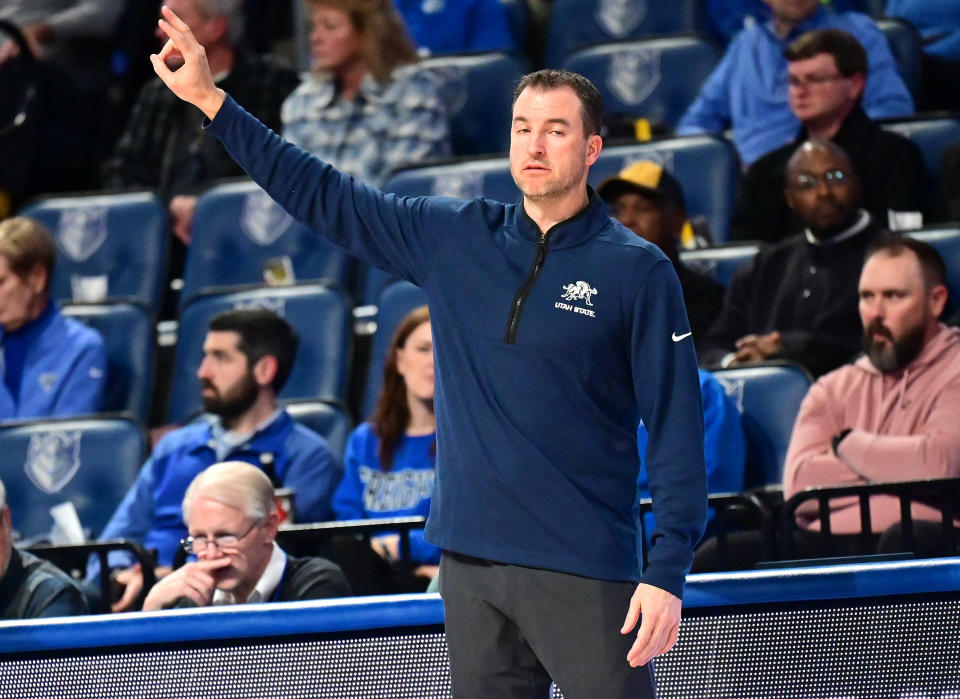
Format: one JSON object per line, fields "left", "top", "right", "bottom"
{"left": 391, "top": 0, "right": 517, "bottom": 55}
{"left": 0, "top": 217, "right": 105, "bottom": 422}
{"left": 678, "top": 0, "right": 913, "bottom": 166}
{"left": 151, "top": 8, "right": 708, "bottom": 694}
{"left": 97, "top": 308, "right": 341, "bottom": 612}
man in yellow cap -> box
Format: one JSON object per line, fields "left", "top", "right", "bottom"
{"left": 599, "top": 160, "right": 723, "bottom": 352}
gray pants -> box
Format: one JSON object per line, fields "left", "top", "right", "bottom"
{"left": 439, "top": 552, "right": 656, "bottom": 698}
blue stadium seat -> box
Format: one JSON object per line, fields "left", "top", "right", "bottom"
{"left": 420, "top": 52, "right": 529, "bottom": 156}
{"left": 544, "top": 0, "right": 701, "bottom": 67}
{"left": 882, "top": 116, "right": 960, "bottom": 187}
{"left": 0, "top": 416, "right": 146, "bottom": 541}
{"left": 180, "top": 180, "right": 356, "bottom": 309}
{"left": 590, "top": 135, "right": 740, "bottom": 242}
{"left": 876, "top": 17, "right": 922, "bottom": 102}
{"left": 502, "top": 0, "right": 531, "bottom": 48}
{"left": 679, "top": 242, "right": 761, "bottom": 287}
{"left": 561, "top": 36, "right": 719, "bottom": 132}
{"left": 20, "top": 191, "right": 167, "bottom": 309}
{"left": 907, "top": 227, "right": 960, "bottom": 318}
{"left": 61, "top": 302, "right": 155, "bottom": 423}
{"left": 167, "top": 283, "right": 353, "bottom": 424}
{"left": 361, "top": 280, "right": 428, "bottom": 419}
{"left": 283, "top": 399, "right": 353, "bottom": 460}
{"left": 713, "top": 363, "right": 813, "bottom": 489}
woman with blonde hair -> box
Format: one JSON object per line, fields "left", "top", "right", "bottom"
{"left": 332, "top": 305, "right": 438, "bottom": 589}
{"left": 281, "top": 0, "right": 450, "bottom": 187}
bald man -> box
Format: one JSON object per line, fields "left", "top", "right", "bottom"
{"left": 701, "top": 140, "right": 889, "bottom": 377}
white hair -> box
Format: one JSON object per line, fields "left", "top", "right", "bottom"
{"left": 0, "top": 477, "right": 5, "bottom": 510}
{"left": 194, "top": 0, "right": 245, "bottom": 45}
{"left": 182, "top": 461, "right": 276, "bottom": 524}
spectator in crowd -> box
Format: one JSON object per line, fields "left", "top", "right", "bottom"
{"left": 701, "top": 140, "right": 887, "bottom": 378}
{"left": 677, "top": 0, "right": 913, "bottom": 166}
{"left": 0, "top": 476, "right": 88, "bottom": 618}
{"left": 391, "top": 0, "right": 517, "bottom": 55}
{"left": 0, "top": 217, "right": 105, "bottom": 422}
{"left": 731, "top": 29, "right": 926, "bottom": 243}
{"left": 703, "top": 0, "right": 869, "bottom": 45}
{"left": 102, "top": 0, "right": 299, "bottom": 263}
{"left": 95, "top": 308, "right": 341, "bottom": 611}
{"left": 782, "top": 236, "right": 960, "bottom": 555}
{"left": 143, "top": 461, "right": 350, "bottom": 610}
{"left": 885, "top": 0, "right": 960, "bottom": 111}
{"left": 598, "top": 160, "right": 724, "bottom": 352}
{"left": 281, "top": 0, "right": 450, "bottom": 188}
{"left": 332, "top": 305, "right": 439, "bottom": 589}
{"left": 0, "top": 0, "right": 122, "bottom": 67}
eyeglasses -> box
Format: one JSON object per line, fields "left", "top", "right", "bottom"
{"left": 787, "top": 73, "right": 846, "bottom": 90}
{"left": 180, "top": 518, "right": 261, "bottom": 555}
{"left": 788, "top": 169, "right": 851, "bottom": 191}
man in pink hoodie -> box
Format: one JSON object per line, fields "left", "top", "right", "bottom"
{"left": 784, "top": 236, "right": 960, "bottom": 550}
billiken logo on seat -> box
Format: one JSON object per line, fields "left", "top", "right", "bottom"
{"left": 556, "top": 281, "right": 598, "bottom": 318}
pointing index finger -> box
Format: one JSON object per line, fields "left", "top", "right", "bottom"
{"left": 161, "top": 5, "right": 191, "bottom": 32}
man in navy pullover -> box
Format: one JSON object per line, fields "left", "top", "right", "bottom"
{"left": 152, "top": 8, "right": 707, "bottom": 694}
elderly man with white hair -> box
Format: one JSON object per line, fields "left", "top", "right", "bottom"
{"left": 143, "top": 462, "right": 350, "bottom": 610}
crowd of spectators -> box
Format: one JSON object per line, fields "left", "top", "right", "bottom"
{"left": 0, "top": 0, "right": 958, "bottom": 617}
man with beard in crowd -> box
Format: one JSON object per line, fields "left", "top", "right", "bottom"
{"left": 92, "top": 308, "right": 340, "bottom": 611}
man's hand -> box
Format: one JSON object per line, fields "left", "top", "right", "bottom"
{"left": 169, "top": 195, "right": 198, "bottom": 245}
{"left": 371, "top": 534, "right": 400, "bottom": 563}
{"left": 110, "top": 564, "right": 143, "bottom": 612}
{"left": 142, "top": 557, "right": 231, "bottom": 611}
{"left": 150, "top": 6, "right": 225, "bottom": 120}
{"left": 733, "top": 330, "right": 782, "bottom": 364}
{"left": 0, "top": 22, "right": 47, "bottom": 65}
{"left": 620, "top": 582, "right": 682, "bottom": 668}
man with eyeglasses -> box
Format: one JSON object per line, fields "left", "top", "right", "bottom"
{"left": 677, "top": 0, "right": 912, "bottom": 167}
{"left": 143, "top": 461, "right": 349, "bottom": 610}
{"left": 701, "top": 140, "right": 888, "bottom": 378}
{"left": 732, "top": 29, "right": 926, "bottom": 243}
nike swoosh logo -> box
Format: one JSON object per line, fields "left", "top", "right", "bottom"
{"left": 671, "top": 331, "right": 692, "bottom": 342}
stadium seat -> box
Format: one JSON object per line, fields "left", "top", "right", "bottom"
{"left": 876, "top": 17, "right": 923, "bottom": 102}
{"left": 0, "top": 416, "right": 146, "bottom": 541}
{"left": 590, "top": 135, "right": 740, "bottom": 242}
{"left": 167, "top": 283, "right": 353, "bottom": 424}
{"left": 544, "top": 0, "right": 701, "bottom": 67}
{"left": 882, "top": 116, "right": 960, "bottom": 187}
{"left": 283, "top": 399, "right": 353, "bottom": 460}
{"left": 61, "top": 302, "right": 155, "bottom": 423}
{"left": 502, "top": 0, "right": 531, "bottom": 49}
{"left": 420, "top": 52, "right": 529, "bottom": 156}
{"left": 361, "top": 280, "right": 428, "bottom": 419}
{"left": 679, "top": 242, "right": 761, "bottom": 287}
{"left": 20, "top": 191, "right": 167, "bottom": 309}
{"left": 561, "top": 36, "right": 719, "bottom": 133}
{"left": 906, "top": 227, "right": 960, "bottom": 318}
{"left": 180, "top": 180, "right": 356, "bottom": 309}
{"left": 713, "top": 362, "right": 813, "bottom": 489}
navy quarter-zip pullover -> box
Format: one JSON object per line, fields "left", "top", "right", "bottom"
{"left": 207, "top": 96, "right": 707, "bottom": 598}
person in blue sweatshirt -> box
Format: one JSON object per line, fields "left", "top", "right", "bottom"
{"left": 151, "top": 9, "right": 708, "bottom": 694}
{"left": 333, "top": 305, "right": 439, "bottom": 586}
{"left": 0, "top": 217, "right": 105, "bottom": 422}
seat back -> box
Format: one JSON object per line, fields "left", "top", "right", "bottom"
{"left": 876, "top": 17, "right": 923, "bottom": 101}
{"left": 181, "top": 180, "right": 355, "bottom": 309}
{"left": 679, "top": 242, "right": 761, "bottom": 287}
{"left": 882, "top": 116, "right": 960, "bottom": 186}
{"left": 0, "top": 416, "right": 146, "bottom": 541}
{"left": 907, "top": 227, "right": 960, "bottom": 318}
{"left": 420, "top": 52, "right": 529, "bottom": 156}
{"left": 167, "top": 283, "right": 353, "bottom": 424}
{"left": 590, "top": 135, "right": 739, "bottom": 242}
{"left": 21, "top": 191, "right": 167, "bottom": 309}
{"left": 561, "top": 36, "right": 719, "bottom": 132}
{"left": 544, "top": 0, "right": 701, "bottom": 67}
{"left": 284, "top": 399, "right": 353, "bottom": 460}
{"left": 361, "top": 280, "right": 428, "bottom": 419}
{"left": 713, "top": 363, "right": 813, "bottom": 488}
{"left": 61, "top": 302, "right": 155, "bottom": 423}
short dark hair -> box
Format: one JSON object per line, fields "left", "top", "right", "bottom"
{"left": 865, "top": 236, "right": 948, "bottom": 290}
{"left": 785, "top": 29, "right": 868, "bottom": 77}
{"left": 512, "top": 69, "right": 604, "bottom": 137}
{"left": 208, "top": 308, "right": 299, "bottom": 392}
